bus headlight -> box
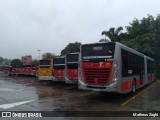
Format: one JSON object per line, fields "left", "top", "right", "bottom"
{"left": 112, "top": 61, "right": 118, "bottom": 82}
{"left": 112, "top": 68, "right": 118, "bottom": 82}
{"left": 78, "top": 69, "right": 83, "bottom": 81}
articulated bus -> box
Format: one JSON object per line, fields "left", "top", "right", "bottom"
{"left": 52, "top": 56, "right": 65, "bottom": 82}
{"left": 16, "top": 65, "right": 38, "bottom": 76}
{"left": 2, "top": 65, "right": 12, "bottom": 76}
{"left": 3, "top": 65, "right": 38, "bottom": 76}
{"left": 65, "top": 53, "right": 79, "bottom": 84}
{"left": 38, "top": 59, "right": 53, "bottom": 80}
{"left": 78, "top": 42, "right": 156, "bottom": 94}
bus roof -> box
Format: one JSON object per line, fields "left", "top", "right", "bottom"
{"left": 54, "top": 56, "right": 65, "bottom": 59}
{"left": 118, "top": 42, "right": 155, "bottom": 61}
{"left": 66, "top": 52, "right": 79, "bottom": 55}
{"left": 81, "top": 41, "right": 155, "bottom": 61}
{"left": 81, "top": 41, "right": 113, "bottom": 46}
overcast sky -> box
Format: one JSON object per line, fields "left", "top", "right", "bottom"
{"left": 0, "top": 0, "right": 160, "bottom": 59}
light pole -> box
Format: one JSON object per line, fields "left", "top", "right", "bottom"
{"left": 37, "top": 49, "right": 41, "bottom": 60}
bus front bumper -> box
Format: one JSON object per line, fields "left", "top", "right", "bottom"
{"left": 65, "top": 77, "right": 78, "bottom": 84}
{"left": 78, "top": 79, "right": 118, "bottom": 92}
{"left": 38, "top": 76, "right": 53, "bottom": 80}
{"left": 52, "top": 77, "right": 65, "bottom": 82}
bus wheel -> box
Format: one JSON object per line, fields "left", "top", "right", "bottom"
{"left": 132, "top": 80, "right": 136, "bottom": 94}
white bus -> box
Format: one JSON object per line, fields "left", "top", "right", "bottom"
{"left": 78, "top": 42, "right": 156, "bottom": 94}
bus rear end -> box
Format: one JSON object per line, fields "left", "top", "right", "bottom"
{"left": 65, "top": 53, "right": 79, "bottom": 84}
{"left": 52, "top": 56, "right": 65, "bottom": 82}
{"left": 78, "top": 42, "right": 118, "bottom": 92}
{"left": 32, "top": 66, "right": 38, "bottom": 77}
{"left": 38, "top": 59, "right": 53, "bottom": 80}
{"left": 3, "top": 66, "right": 12, "bottom": 76}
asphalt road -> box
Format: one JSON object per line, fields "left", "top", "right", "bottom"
{"left": 0, "top": 74, "right": 159, "bottom": 120}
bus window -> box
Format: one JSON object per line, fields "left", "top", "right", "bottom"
{"left": 82, "top": 42, "right": 115, "bottom": 62}
{"left": 39, "top": 60, "right": 50, "bottom": 68}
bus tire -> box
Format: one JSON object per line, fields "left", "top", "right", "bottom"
{"left": 132, "top": 80, "right": 136, "bottom": 94}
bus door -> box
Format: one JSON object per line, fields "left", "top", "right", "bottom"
{"left": 140, "top": 57, "right": 144, "bottom": 85}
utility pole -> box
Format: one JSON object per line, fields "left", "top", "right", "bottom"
{"left": 37, "top": 49, "right": 41, "bottom": 60}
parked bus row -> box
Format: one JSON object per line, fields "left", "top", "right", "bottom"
{"left": 2, "top": 65, "right": 38, "bottom": 76}
{"left": 38, "top": 52, "right": 79, "bottom": 84}
{"left": 2, "top": 41, "right": 156, "bottom": 94}
{"left": 78, "top": 42, "right": 156, "bottom": 94}
{"left": 38, "top": 41, "right": 156, "bottom": 94}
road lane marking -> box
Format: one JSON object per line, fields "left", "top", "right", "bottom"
{"left": 121, "top": 83, "right": 155, "bottom": 106}
{"left": 0, "top": 100, "right": 34, "bottom": 109}
{"left": 0, "top": 88, "right": 24, "bottom": 92}
{"left": 80, "top": 91, "right": 95, "bottom": 97}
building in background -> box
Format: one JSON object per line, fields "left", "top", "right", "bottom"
{"left": 22, "top": 55, "right": 32, "bottom": 65}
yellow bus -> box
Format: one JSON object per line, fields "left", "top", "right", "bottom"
{"left": 38, "top": 59, "right": 53, "bottom": 80}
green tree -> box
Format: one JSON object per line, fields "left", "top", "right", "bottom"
{"left": 101, "top": 14, "right": 160, "bottom": 78}
{"left": 99, "top": 38, "right": 109, "bottom": 42}
{"left": 0, "top": 57, "right": 3, "bottom": 64}
{"left": 42, "top": 52, "right": 56, "bottom": 60}
{"left": 120, "top": 14, "right": 160, "bottom": 78}
{"left": 3, "top": 58, "right": 11, "bottom": 65}
{"left": 122, "top": 15, "right": 155, "bottom": 57}
{"left": 61, "top": 42, "right": 81, "bottom": 56}
{"left": 102, "top": 27, "right": 123, "bottom": 42}
{"left": 153, "top": 14, "right": 160, "bottom": 78}
{"left": 32, "top": 59, "right": 39, "bottom": 66}
{"left": 11, "top": 59, "right": 23, "bottom": 68}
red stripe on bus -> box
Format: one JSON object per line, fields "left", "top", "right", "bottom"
{"left": 67, "top": 69, "right": 78, "bottom": 80}
{"left": 53, "top": 70, "right": 65, "bottom": 79}
{"left": 136, "top": 79, "right": 140, "bottom": 87}
{"left": 121, "top": 81, "right": 132, "bottom": 92}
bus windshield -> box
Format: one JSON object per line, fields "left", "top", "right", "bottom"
{"left": 67, "top": 54, "right": 79, "bottom": 63}
{"left": 53, "top": 57, "right": 65, "bottom": 70}
{"left": 67, "top": 63, "right": 78, "bottom": 69}
{"left": 53, "top": 58, "right": 65, "bottom": 65}
{"left": 82, "top": 42, "right": 115, "bottom": 61}
{"left": 39, "top": 60, "right": 51, "bottom": 68}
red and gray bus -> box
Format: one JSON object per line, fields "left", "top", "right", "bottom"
{"left": 65, "top": 53, "right": 79, "bottom": 84}
{"left": 52, "top": 56, "right": 65, "bottom": 82}
{"left": 78, "top": 42, "right": 156, "bottom": 94}
{"left": 3, "top": 65, "right": 37, "bottom": 76}
{"left": 2, "top": 65, "right": 12, "bottom": 75}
